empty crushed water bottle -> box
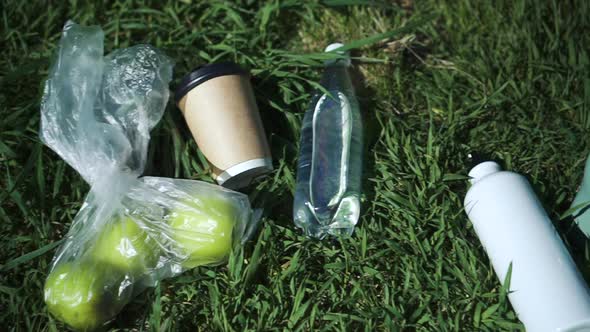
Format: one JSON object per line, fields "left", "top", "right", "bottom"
{"left": 293, "top": 43, "right": 363, "bottom": 239}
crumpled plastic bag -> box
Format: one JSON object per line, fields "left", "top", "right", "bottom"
{"left": 40, "top": 21, "right": 255, "bottom": 331}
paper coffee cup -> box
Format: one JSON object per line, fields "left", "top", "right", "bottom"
{"left": 175, "top": 62, "right": 273, "bottom": 189}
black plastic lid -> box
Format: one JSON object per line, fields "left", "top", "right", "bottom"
{"left": 174, "top": 62, "right": 249, "bottom": 104}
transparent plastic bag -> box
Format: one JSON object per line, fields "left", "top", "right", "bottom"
{"left": 40, "top": 21, "right": 255, "bottom": 331}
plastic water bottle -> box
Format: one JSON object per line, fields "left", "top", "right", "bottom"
{"left": 464, "top": 161, "right": 590, "bottom": 331}
{"left": 571, "top": 156, "right": 590, "bottom": 239}
{"left": 293, "top": 43, "right": 363, "bottom": 239}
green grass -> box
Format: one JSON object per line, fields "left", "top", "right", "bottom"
{"left": 1, "top": 0, "right": 590, "bottom": 331}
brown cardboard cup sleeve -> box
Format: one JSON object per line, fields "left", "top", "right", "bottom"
{"left": 175, "top": 63, "right": 272, "bottom": 189}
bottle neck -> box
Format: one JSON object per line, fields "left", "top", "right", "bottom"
{"left": 325, "top": 57, "right": 351, "bottom": 67}
{"left": 324, "top": 42, "right": 350, "bottom": 67}
{"left": 320, "top": 64, "right": 353, "bottom": 93}
{"left": 469, "top": 161, "right": 502, "bottom": 184}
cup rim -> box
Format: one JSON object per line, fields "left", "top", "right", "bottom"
{"left": 175, "top": 62, "right": 249, "bottom": 104}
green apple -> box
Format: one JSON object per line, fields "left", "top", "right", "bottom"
{"left": 44, "top": 261, "right": 130, "bottom": 331}
{"left": 91, "top": 216, "right": 159, "bottom": 274}
{"left": 168, "top": 196, "right": 238, "bottom": 268}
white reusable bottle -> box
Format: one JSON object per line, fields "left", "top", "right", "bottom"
{"left": 464, "top": 161, "right": 590, "bottom": 332}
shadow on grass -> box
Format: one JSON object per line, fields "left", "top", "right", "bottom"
{"left": 110, "top": 290, "right": 153, "bottom": 330}
{"left": 563, "top": 213, "right": 590, "bottom": 284}
{"left": 350, "top": 51, "right": 382, "bottom": 232}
